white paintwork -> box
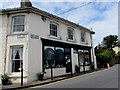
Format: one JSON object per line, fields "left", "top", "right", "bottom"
{"left": 71, "top": 48, "right": 79, "bottom": 73}
{"left": 0, "top": 9, "right": 97, "bottom": 83}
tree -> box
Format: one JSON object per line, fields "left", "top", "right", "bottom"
{"left": 96, "top": 49, "right": 112, "bottom": 68}
{"left": 102, "top": 35, "right": 118, "bottom": 51}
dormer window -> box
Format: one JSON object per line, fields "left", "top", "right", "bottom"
{"left": 67, "top": 28, "right": 74, "bottom": 40}
{"left": 12, "top": 16, "right": 25, "bottom": 32}
{"left": 81, "top": 31, "right": 86, "bottom": 42}
{"left": 50, "top": 22, "right": 58, "bottom": 37}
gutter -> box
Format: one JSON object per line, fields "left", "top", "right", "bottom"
{"left": 0, "top": 7, "right": 95, "bottom": 34}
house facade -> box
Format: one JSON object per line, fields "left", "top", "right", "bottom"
{"left": 0, "top": 1, "right": 97, "bottom": 84}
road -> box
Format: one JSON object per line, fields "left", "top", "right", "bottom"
{"left": 28, "top": 65, "right": 119, "bottom": 89}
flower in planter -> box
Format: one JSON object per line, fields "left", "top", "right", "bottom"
{"left": 75, "top": 65, "right": 80, "bottom": 73}
{"left": 1, "top": 74, "right": 9, "bottom": 85}
{"left": 37, "top": 72, "right": 46, "bottom": 81}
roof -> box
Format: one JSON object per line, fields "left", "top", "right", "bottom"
{"left": 0, "top": 7, "right": 95, "bottom": 34}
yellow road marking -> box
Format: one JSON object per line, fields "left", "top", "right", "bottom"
{"left": 29, "top": 69, "right": 108, "bottom": 89}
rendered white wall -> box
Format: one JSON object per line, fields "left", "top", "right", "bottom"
{"left": 0, "top": 15, "right": 2, "bottom": 84}
{"left": 72, "top": 53, "right": 79, "bottom": 73}
{"left": 44, "top": 68, "right": 66, "bottom": 79}
{"left": 0, "top": 11, "right": 96, "bottom": 83}
{"left": 27, "top": 37, "right": 43, "bottom": 82}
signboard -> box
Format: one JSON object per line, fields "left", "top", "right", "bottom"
{"left": 30, "top": 34, "right": 39, "bottom": 39}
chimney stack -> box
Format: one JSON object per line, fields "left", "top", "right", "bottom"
{"left": 21, "top": 0, "right": 32, "bottom": 8}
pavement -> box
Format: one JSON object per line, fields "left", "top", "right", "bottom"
{"left": 1, "top": 68, "right": 108, "bottom": 90}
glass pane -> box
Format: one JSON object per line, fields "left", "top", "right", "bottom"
{"left": 81, "top": 32, "right": 85, "bottom": 42}
{"left": 65, "top": 48, "right": 70, "bottom": 53}
{"left": 55, "top": 47, "right": 65, "bottom": 68}
{"left": 13, "top": 25, "right": 24, "bottom": 32}
{"left": 14, "top": 16, "right": 24, "bottom": 25}
{"left": 12, "top": 60, "right": 21, "bottom": 72}
{"left": 84, "top": 50, "right": 90, "bottom": 65}
{"left": 11, "top": 46, "right": 23, "bottom": 72}
{"left": 44, "top": 46, "right": 54, "bottom": 68}
{"left": 50, "top": 23, "right": 57, "bottom": 36}
{"left": 78, "top": 49, "right": 84, "bottom": 65}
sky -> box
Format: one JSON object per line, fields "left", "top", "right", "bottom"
{"left": 0, "top": 0, "right": 118, "bottom": 47}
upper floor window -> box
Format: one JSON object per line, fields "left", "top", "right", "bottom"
{"left": 67, "top": 28, "right": 74, "bottom": 40}
{"left": 81, "top": 31, "right": 86, "bottom": 42}
{"left": 12, "top": 16, "right": 25, "bottom": 32}
{"left": 50, "top": 22, "right": 58, "bottom": 37}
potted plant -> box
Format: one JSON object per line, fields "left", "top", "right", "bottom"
{"left": 1, "top": 74, "right": 9, "bottom": 85}
{"left": 37, "top": 72, "right": 45, "bottom": 81}
{"left": 75, "top": 65, "right": 80, "bottom": 73}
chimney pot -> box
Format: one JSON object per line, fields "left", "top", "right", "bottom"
{"left": 21, "top": 0, "right": 32, "bottom": 8}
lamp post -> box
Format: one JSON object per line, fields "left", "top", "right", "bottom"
{"left": 51, "top": 63, "right": 54, "bottom": 80}
{"left": 21, "top": 61, "right": 23, "bottom": 86}
{"left": 83, "top": 61, "right": 86, "bottom": 74}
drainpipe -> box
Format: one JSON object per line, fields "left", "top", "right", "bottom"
{"left": 90, "top": 32, "right": 95, "bottom": 71}
{"left": 4, "top": 14, "right": 9, "bottom": 74}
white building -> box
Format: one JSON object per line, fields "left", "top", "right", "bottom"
{"left": 0, "top": 1, "right": 97, "bottom": 84}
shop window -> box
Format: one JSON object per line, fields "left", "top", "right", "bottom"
{"left": 11, "top": 46, "right": 23, "bottom": 72}
{"left": 44, "top": 46, "right": 71, "bottom": 69}
{"left": 12, "top": 16, "right": 25, "bottom": 32}
{"left": 54, "top": 47, "right": 65, "bottom": 68}
{"left": 78, "top": 49, "right": 91, "bottom": 66}
{"left": 78, "top": 49, "right": 84, "bottom": 66}
{"left": 44, "top": 46, "right": 54, "bottom": 68}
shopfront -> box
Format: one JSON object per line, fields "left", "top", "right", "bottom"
{"left": 42, "top": 38, "right": 92, "bottom": 78}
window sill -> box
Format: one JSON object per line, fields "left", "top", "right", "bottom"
{"left": 44, "top": 67, "right": 66, "bottom": 69}
{"left": 66, "top": 38, "right": 76, "bottom": 43}
{"left": 48, "top": 35, "right": 61, "bottom": 40}
{"left": 80, "top": 41, "right": 87, "bottom": 44}
{"left": 8, "top": 32, "right": 28, "bottom": 36}
{"left": 9, "top": 73, "right": 27, "bottom": 78}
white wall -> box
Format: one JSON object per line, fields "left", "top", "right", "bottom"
{"left": 28, "top": 13, "right": 92, "bottom": 47}
{"left": 0, "top": 15, "right": 3, "bottom": 84}
{"left": 44, "top": 68, "right": 66, "bottom": 79}
{"left": 27, "top": 37, "right": 43, "bottom": 82}
{"left": 0, "top": 14, "right": 9, "bottom": 84}
{"left": 71, "top": 48, "right": 79, "bottom": 73}
{"left": 0, "top": 11, "right": 96, "bottom": 83}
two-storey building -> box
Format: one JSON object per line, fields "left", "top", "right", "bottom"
{"left": 0, "top": 1, "right": 97, "bottom": 83}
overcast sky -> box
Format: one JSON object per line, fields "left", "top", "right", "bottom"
{"left": 0, "top": 0, "right": 118, "bottom": 46}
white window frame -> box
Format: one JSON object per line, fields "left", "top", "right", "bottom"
{"left": 50, "top": 22, "right": 58, "bottom": 37}
{"left": 67, "top": 28, "right": 74, "bottom": 40}
{"left": 10, "top": 46, "right": 23, "bottom": 74}
{"left": 12, "top": 16, "right": 25, "bottom": 33}
{"left": 81, "top": 31, "right": 86, "bottom": 43}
